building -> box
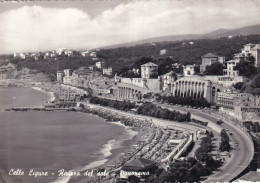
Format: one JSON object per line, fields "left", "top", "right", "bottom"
{"left": 240, "top": 43, "right": 260, "bottom": 67}
{"left": 119, "top": 158, "right": 155, "bottom": 180}
{"left": 64, "top": 69, "right": 72, "bottom": 77}
{"left": 217, "top": 89, "right": 260, "bottom": 120}
{"left": 252, "top": 44, "right": 260, "bottom": 67}
{"left": 116, "top": 62, "right": 161, "bottom": 100}
{"left": 141, "top": 62, "right": 158, "bottom": 79}
{"left": 241, "top": 43, "right": 255, "bottom": 56}
{"left": 200, "top": 53, "right": 219, "bottom": 74}
{"left": 102, "top": 67, "right": 112, "bottom": 76}
{"left": 223, "top": 59, "right": 240, "bottom": 77}
{"left": 160, "top": 71, "right": 176, "bottom": 90}
{"left": 81, "top": 51, "right": 89, "bottom": 57}
{"left": 56, "top": 70, "right": 64, "bottom": 82}
{"left": 217, "top": 89, "right": 240, "bottom": 116}
{"left": 183, "top": 65, "right": 195, "bottom": 76}
{"left": 90, "top": 51, "right": 97, "bottom": 58}
{"left": 160, "top": 49, "right": 167, "bottom": 55}
{"left": 96, "top": 61, "right": 106, "bottom": 69}
{"left": 170, "top": 75, "right": 225, "bottom": 104}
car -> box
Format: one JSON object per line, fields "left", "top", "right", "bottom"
{"left": 226, "top": 128, "right": 229, "bottom": 131}
{"left": 229, "top": 132, "right": 233, "bottom": 135}
{"left": 236, "top": 143, "right": 239, "bottom": 146}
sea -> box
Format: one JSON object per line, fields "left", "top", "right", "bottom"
{"left": 0, "top": 87, "right": 136, "bottom": 183}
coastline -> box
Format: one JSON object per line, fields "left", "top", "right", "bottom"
{"left": 64, "top": 114, "right": 143, "bottom": 183}
{"left": 31, "top": 86, "right": 56, "bottom": 102}
{"left": 0, "top": 83, "right": 153, "bottom": 183}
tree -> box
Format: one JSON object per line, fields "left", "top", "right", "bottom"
{"left": 234, "top": 82, "right": 244, "bottom": 90}
{"left": 234, "top": 61, "right": 257, "bottom": 77}
{"left": 158, "top": 170, "right": 172, "bottom": 183}
{"left": 204, "top": 62, "right": 225, "bottom": 75}
{"left": 252, "top": 74, "right": 260, "bottom": 88}
{"left": 127, "top": 175, "right": 141, "bottom": 183}
{"left": 186, "top": 111, "right": 191, "bottom": 122}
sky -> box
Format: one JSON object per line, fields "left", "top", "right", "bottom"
{"left": 0, "top": 0, "right": 260, "bottom": 54}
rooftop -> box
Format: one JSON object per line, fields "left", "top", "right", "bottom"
{"left": 245, "top": 43, "right": 256, "bottom": 46}
{"left": 202, "top": 53, "right": 218, "bottom": 58}
{"left": 253, "top": 44, "right": 260, "bottom": 50}
{"left": 121, "top": 158, "right": 155, "bottom": 171}
{"left": 141, "top": 62, "right": 158, "bottom": 67}
{"left": 163, "top": 71, "right": 175, "bottom": 76}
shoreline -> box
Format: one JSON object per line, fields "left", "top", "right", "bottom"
{"left": 64, "top": 109, "right": 146, "bottom": 183}
{"left": 31, "top": 86, "right": 56, "bottom": 102}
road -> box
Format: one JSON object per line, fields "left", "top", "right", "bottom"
{"left": 161, "top": 104, "right": 254, "bottom": 182}
{"left": 92, "top": 96, "right": 254, "bottom": 182}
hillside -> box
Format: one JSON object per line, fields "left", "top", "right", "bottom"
{"left": 97, "top": 34, "right": 260, "bottom": 74}
{"left": 5, "top": 34, "right": 260, "bottom": 82}
{"left": 101, "top": 24, "right": 260, "bottom": 49}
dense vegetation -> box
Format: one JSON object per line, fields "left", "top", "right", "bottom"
{"left": 5, "top": 34, "right": 260, "bottom": 79}
{"left": 204, "top": 62, "right": 225, "bottom": 75}
{"left": 89, "top": 97, "right": 191, "bottom": 122}
{"left": 9, "top": 55, "right": 95, "bottom": 80}
{"left": 98, "top": 35, "right": 260, "bottom": 74}
{"left": 219, "top": 130, "right": 231, "bottom": 152}
{"left": 150, "top": 94, "right": 211, "bottom": 108}
{"left": 136, "top": 102, "right": 191, "bottom": 122}
{"left": 195, "top": 131, "right": 222, "bottom": 171}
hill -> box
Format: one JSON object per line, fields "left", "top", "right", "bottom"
{"left": 6, "top": 34, "right": 260, "bottom": 82}
{"left": 101, "top": 24, "right": 260, "bottom": 49}
{"left": 97, "top": 34, "right": 260, "bottom": 74}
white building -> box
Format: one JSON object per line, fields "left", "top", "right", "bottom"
{"left": 96, "top": 61, "right": 106, "bottom": 69}
{"left": 241, "top": 43, "right": 260, "bottom": 67}
{"left": 141, "top": 62, "right": 158, "bottom": 79}
{"left": 81, "top": 51, "right": 89, "bottom": 57}
{"left": 103, "top": 67, "right": 112, "bottom": 76}
{"left": 223, "top": 59, "right": 240, "bottom": 77}
{"left": 161, "top": 71, "right": 176, "bottom": 90}
{"left": 160, "top": 49, "right": 167, "bottom": 55}
{"left": 90, "top": 52, "right": 97, "bottom": 58}
{"left": 183, "top": 65, "right": 195, "bottom": 76}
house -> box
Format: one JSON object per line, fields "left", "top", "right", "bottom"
{"left": 160, "top": 49, "right": 167, "bottom": 55}
{"left": 81, "top": 51, "right": 89, "bottom": 57}
{"left": 223, "top": 59, "right": 240, "bottom": 77}
{"left": 160, "top": 71, "right": 176, "bottom": 90}
{"left": 96, "top": 61, "right": 106, "bottom": 69}
{"left": 183, "top": 65, "right": 195, "bottom": 76}
{"left": 90, "top": 51, "right": 97, "bottom": 58}
{"left": 141, "top": 62, "right": 158, "bottom": 79}
{"left": 102, "top": 67, "right": 112, "bottom": 76}
{"left": 200, "top": 53, "right": 219, "bottom": 74}
{"left": 56, "top": 70, "right": 64, "bottom": 82}
{"left": 119, "top": 158, "right": 155, "bottom": 180}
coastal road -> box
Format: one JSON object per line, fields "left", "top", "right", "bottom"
{"left": 90, "top": 97, "right": 254, "bottom": 182}
{"left": 160, "top": 104, "right": 254, "bottom": 182}
{"left": 194, "top": 112, "right": 253, "bottom": 182}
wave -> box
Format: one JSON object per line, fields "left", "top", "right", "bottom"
{"left": 51, "top": 122, "right": 137, "bottom": 183}
{"left": 31, "top": 86, "right": 55, "bottom": 102}
{"left": 31, "top": 86, "right": 42, "bottom": 91}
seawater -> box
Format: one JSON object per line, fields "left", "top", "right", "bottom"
{"left": 0, "top": 87, "right": 135, "bottom": 183}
